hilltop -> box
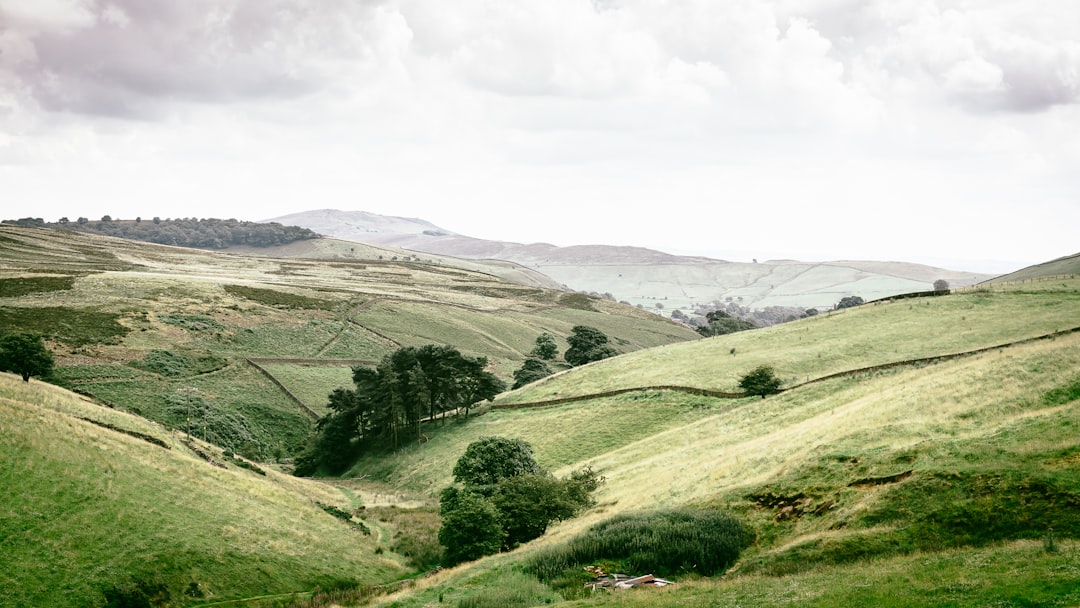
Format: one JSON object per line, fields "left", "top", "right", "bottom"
{"left": 265, "top": 209, "right": 994, "bottom": 312}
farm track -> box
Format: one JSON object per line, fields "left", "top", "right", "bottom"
{"left": 495, "top": 325, "right": 1080, "bottom": 411}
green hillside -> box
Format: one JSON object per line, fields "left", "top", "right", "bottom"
{"left": 341, "top": 277, "right": 1080, "bottom": 607}
{"left": 0, "top": 225, "right": 697, "bottom": 459}
{"left": 0, "top": 374, "right": 412, "bottom": 607}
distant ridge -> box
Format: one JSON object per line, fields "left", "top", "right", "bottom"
{"left": 265, "top": 209, "right": 995, "bottom": 312}
{"left": 986, "top": 251, "right": 1080, "bottom": 283}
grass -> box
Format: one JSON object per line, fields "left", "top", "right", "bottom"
{"left": 0, "top": 225, "right": 697, "bottom": 457}
{"left": 554, "top": 540, "right": 1080, "bottom": 607}
{"left": 500, "top": 277, "right": 1080, "bottom": 403}
{"left": 0, "top": 375, "right": 409, "bottom": 608}
{"left": 257, "top": 363, "right": 356, "bottom": 414}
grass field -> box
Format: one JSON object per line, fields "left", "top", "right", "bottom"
{"left": 4, "top": 225, "right": 1078, "bottom": 607}
{"left": 0, "top": 225, "right": 697, "bottom": 457}
{"left": 0, "top": 375, "right": 410, "bottom": 608}
{"left": 346, "top": 278, "right": 1080, "bottom": 608}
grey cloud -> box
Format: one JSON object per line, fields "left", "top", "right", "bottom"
{"left": 4, "top": 0, "right": 386, "bottom": 118}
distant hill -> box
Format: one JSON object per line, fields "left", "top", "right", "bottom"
{"left": 265, "top": 209, "right": 994, "bottom": 313}
{"left": 985, "top": 251, "right": 1080, "bottom": 283}
{"left": 0, "top": 225, "right": 697, "bottom": 458}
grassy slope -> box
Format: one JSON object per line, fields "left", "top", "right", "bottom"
{"left": 357, "top": 278, "right": 1080, "bottom": 607}
{"left": 0, "top": 226, "right": 697, "bottom": 457}
{"left": 497, "top": 279, "right": 1080, "bottom": 404}
{"left": 0, "top": 375, "right": 410, "bottom": 607}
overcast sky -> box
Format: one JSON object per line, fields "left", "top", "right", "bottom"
{"left": 2, "top": 0, "right": 1078, "bottom": 273}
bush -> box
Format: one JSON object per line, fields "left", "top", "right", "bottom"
{"left": 527, "top": 509, "right": 744, "bottom": 582}
{"left": 738, "top": 365, "right": 782, "bottom": 397}
{"left": 438, "top": 489, "right": 505, "bottom": 566}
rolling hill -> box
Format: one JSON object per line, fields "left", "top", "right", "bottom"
{"left": 0, "top": 225, "right": 697, "bottom": 459}
{"left": 341, "top": 276, "right": 1080, "bottom": 607}
{"left": 264, "top": 209, "right": 994, "bottom": 312}
{"left": 4, "top": 222, "right": 1078, "bottom": 607}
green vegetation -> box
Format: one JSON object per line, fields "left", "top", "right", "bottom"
{"left": 296, "top": 346, "right": 506, "bottom": 474}
{"left": 2, "top": 216, "right": 319, "bottom": 249}
{"left": 695, "top": 309, "right": 756, "bottom": 337}
{"left": 513, "top": 358, "right": 555, "bottom": 389}
{"left": 565, "top": 325, "right": 617, "bottom": 366}
{"left": 0, "top": 306, "right": 129, "bottom": 345}
{"left": 223, "top": 284, "right": 338, "bottom": 309}
{"left": 527, "top": 509, "right": 743, "bottom": 590}
{"left": 439, "top": 437, "right": 603, "bottom": 565}
{"left": 0, "top": 376, "right": 408, "bottom": 608}
{"left": 0, "top": 275, "right": 76, "bottom": 297}
{"left": 531, "top": 332, "right": 559, "bottom": 360}
{"left": 738, "top": 365, "right": 782, "bottom": 397}
{"left": 0, "top": 332, "right": 54, "bottom": 381}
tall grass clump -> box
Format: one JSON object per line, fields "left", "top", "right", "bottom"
{"left": 455, "top": 571, "right": 560, "bottom": 608}
{"left": 527, "top": 509, "right": 744, "bottom": 585}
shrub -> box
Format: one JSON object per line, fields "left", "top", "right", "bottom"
{"left": 527, "top": 509, "right": 744, "bottom": 584}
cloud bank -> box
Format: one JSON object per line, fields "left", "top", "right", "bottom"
{"left": 2, "top": 0, "right": 1077, "bottom": 271}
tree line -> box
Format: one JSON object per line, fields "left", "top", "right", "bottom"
{"left": 2, "top": 216, "right": 318, "bottom": 249}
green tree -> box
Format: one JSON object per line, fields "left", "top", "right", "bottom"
{"left": 0, "top": 333, "right": 54, "bottom": 382}
{"left": 452, "top": 436, "right": 541, "bottom": 488}
{"left": 295, "top": 345, "right": 506, "bottom": 476}
{"left": 835, "top": 295, "right": 864, "bottom": 310}
{"left": 738, "top": 365, "right": 782, "bottom": 398}
{"left": 439, "top": 438, "right": 604, "bottom": 562}
{"left": 512, "top": 358, "right": 553, "bottom": 389}
{"left": 564, "top": 325, "right": 617, "bottom": 366}
{"left": 530, "top": 332, "right": 558, "bottom": 360}
{"left": 933, "top": 279, "right": 950, "bottom": 292}
{"left": 696, "top": 309, "right": 756, "bottom": 337}
{"left": 437, "top": 488, "right": 504, "bottom": 566}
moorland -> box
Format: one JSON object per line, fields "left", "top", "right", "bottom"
{"left": 1, "top": 222, "right": 1078, "bottom": 607}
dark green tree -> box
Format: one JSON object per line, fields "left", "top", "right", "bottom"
{"left": 564, "top": 325, "right": 617, "bottom": 366}
{"left": 835, "top": 295, "right": 864, "bottom": 310}
{"left": 933, "top": 279, "right": 950, "bottom": 292}
{"left": 512, "top": 358, "right": 553, "bottom": 389}
{"left": 452, "top": 436, "right": 541, "bottom": 488}
{"left": 439, "top": 437, "right": 604, "bottom": 562}
{"left": 696, "top": 310, "right": 756, "bottom": 337}
{"left": 0, "top": 333, "right": 54, "bottom": 382}
{"left": 437, "top": 488, "right": 505, "bottom": 566}
{"left": 738, "top": 365, "right": 782, "bottom": 398}
{"left": 295, "top": 345, "right": 506, "bottom": 475}
{"left": 530, "top": 332, "right": 558, "bottom": 360}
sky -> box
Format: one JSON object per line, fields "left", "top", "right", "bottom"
{"left": 2, "top": 0, "right": 1078, "bottom": 274}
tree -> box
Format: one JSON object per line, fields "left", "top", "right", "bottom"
{"left": 738, "top": 365, "right": 782, "bottom": 398}
{"left": 835, "top": 295, "right": 864, "bottom": 310}
{"left": 439, "top": 437, "right": 604, "bottom": 562}
{"left": 564, "top": 325, "right": 617, "bottom": 366}
{"left": 696, "top": 309, "right": 756, "bottom": 337}
{"left": 452, "top": 436, "right": 541, "bottom": 488}
{"left": 530, "top": 332, "right": 558, "bottom": 360}
{"left": 512, "top": 358, "right": 553, "bottom": 389}
{"left": 933, "top": 279, "right": 950, "bottom": 292}
{"left": 437, "top": 488, "right": 504, "bottom": 566}
{"left": 295, "top": 345, "right": 506, "bottom": 475}
{"left": 0, "top": 333, "right": 54, "bottom": 382}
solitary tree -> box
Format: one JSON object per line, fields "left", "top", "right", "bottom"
{"left": 933, "top": 279, "right": 950, "bottom": 292}
{"left": 738, "top": 365, "right": 782, "bottom": 398}
{"left": 0, "top": 333, "right": 54, "bottom": 382}
{"left": 564, "top": 325, "right": 617, "bottom": 366}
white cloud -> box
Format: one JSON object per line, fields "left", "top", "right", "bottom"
{"left": 0, "top": 0, "right": 1077, "bottom": 272}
